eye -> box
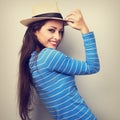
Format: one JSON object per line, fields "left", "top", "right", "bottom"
{"left": 48, "top": 29, "right": 55, "bottom": 33}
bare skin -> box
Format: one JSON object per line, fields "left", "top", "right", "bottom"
{"left": 66, "top": 9, "right": 89, "bottom": 34}
{"left": 35, "top": 9, "right": 89, "bottom": 50}
{"left": 35, "top": 20, "right": 64, "bottom": 49}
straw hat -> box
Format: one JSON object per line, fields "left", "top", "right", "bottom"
{"left": 20, "top": 0, "right": 67, "bottom": 26}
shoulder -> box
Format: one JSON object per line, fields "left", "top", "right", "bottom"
{"left": 37, "top": 48, "right": 65, "bottom": 61}
{"left": 39, "top": 48, "right": 60, "bottom": 56}
{"left": 40, "top": 48, "right": 56, "bottom": 54}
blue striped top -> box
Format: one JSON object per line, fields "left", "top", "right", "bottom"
{"left": 29, "top": 32, "right": 100, "bottom": 120}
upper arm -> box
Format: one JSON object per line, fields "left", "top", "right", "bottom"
{"left": 37, "top": 48, "right": 99, "bottom": 76}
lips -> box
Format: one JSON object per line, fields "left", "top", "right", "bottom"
{"left": 50, "top": 41, "right": 57, "bottom": 45}
{"left": 49, "top": 40, "right": 59, "bottom": 48}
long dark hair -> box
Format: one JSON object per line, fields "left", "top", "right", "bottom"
{"left": 18, "top": 20, "right": 48, "bottom": 120}
{"left": 18, "top": 19, "right": 64, "bottom": 120}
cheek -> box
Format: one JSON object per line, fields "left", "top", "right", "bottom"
{"left": 36, "top": 32, "right": 47, "bottom": 43}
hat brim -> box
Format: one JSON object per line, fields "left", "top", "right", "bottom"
{"left": 20, "top": 17, "right": 67, "bottom": 26}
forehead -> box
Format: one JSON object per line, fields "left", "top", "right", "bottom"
{"left": 43, "top": 20, "right": 64, "bottom": 29}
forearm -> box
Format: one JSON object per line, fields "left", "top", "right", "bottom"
{"left": 82, "top": 32, "right": 100, "bottom": 74}
{"left": 43, "top": 32, "right": 100, "bottom": 75}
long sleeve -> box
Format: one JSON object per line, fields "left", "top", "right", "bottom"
{"left": 29, "top": 32, "right": 99, "bottom": 120}
{"left": 36, "top": 32, "right": 100, "bottom": 75}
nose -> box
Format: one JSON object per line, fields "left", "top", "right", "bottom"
{"left": 54, "top": 32, "right": 61, "bottom": 41}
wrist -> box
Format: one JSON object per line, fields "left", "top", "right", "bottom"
{"left": 80, "top": 25, "right": 89, "bottom": 34}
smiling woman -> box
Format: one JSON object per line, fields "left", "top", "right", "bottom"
{"left": 18, "top": 0, "right": 100, "bottom": 120}
{"left": 34, "top": 20, "right": 64, "bottom": 49}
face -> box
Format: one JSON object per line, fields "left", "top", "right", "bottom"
{"left": 35, "top": 20, "right": 64, "bottom": 49}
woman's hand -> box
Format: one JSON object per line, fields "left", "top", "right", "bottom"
{"left": 65, "top": 9, "right": 89, "bottom": 34}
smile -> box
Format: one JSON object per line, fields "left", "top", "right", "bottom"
{"left": 49, "top": 41, "right": 59, "bottom": 46}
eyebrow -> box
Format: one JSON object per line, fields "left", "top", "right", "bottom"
{"left": 50, "top": 26, "right": 64, "bottom": 31}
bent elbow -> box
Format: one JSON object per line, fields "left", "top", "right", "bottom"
{"left": 95, "top": 66, "right": 100, "bottom": 73}
{"left": 88, "top": 63, "right": 100, "bottom": 74}
{"left": 92, "top": 64, "right": 100, "bottom": 74}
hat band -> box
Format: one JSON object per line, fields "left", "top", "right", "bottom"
{"left": 33, "top": 13, "right": 63, "bottom": 19}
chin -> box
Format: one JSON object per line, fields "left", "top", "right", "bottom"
{"left": 52, "top": 47, "right": 57, "bottom": 49}
{"left": 48, "top": 45, "right": 57, "bottom": 49}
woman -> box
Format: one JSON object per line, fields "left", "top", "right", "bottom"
{"left": 18, "top": 1, "right": 100, "bottom": 120}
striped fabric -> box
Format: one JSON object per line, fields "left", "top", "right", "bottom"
{"left": 29, "top": 32, "right": 100, "bottom": 120}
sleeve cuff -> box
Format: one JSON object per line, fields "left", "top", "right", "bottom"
{"left": 82, "top": 32, "right": 95, "bottom": 40}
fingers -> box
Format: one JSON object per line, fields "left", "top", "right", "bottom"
{"left": 65, "top": 9, "right": 83, "bottom": 30}
{"left": 66, "top": 9, "right": 82, "bottom": 18}
{"left": 65, "top": 9, "right": 89, "bottom": 33}
{"left": 65, "top": 9, "right": 82, "bottom": 22}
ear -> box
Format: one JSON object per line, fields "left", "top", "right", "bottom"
{"left": 34, "top": 30, "right": 39, "bottom": 37}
